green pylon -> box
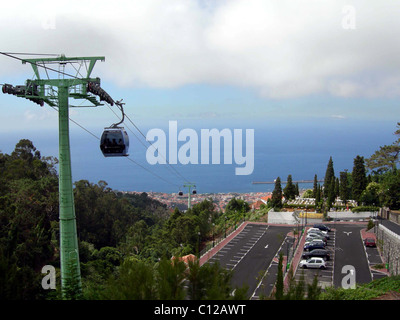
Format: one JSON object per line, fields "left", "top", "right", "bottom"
{"left": 183, "top": 183, "right": 196, "bottom": 209}
{"left": 58, "top": 85, "right": 82, "bottom": 297}
{"left": 12, "top": 55, "right": 106, "bottom": 298}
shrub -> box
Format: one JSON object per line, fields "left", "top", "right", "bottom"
{"left": 351, "top": 206, "right": 379, "bottom": 213}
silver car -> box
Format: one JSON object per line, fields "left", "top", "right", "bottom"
{"left": 299, "top": 257, "right": 327, "bottom": 269}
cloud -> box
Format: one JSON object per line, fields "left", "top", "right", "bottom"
{"left": 330, "top": 114, "right": 346, "bottom": 120}
{"left": 1, "top": 0, "right": 400, "bottom": 99}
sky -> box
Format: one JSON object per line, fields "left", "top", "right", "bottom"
{"left": 0, "top": 1, "right": 400, "bottom": 191}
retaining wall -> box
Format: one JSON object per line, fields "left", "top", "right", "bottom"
{"left": 376, "top": 224, "right": 400, "bottom": 276}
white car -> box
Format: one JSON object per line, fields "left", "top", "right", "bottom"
{"left": 307, "top": 228, "right": 327, "bottom": 235}
{"left": 308, "top": 230, "right": 330, "bottom": 240}
{"left": 305, "top": 233, "right": 327, "bottom": 243}
{"left": 304, "top": 238, "right": 325, "bottom": 247}
{"left": 299, "top": 257, "right": 326, "bottom": 269}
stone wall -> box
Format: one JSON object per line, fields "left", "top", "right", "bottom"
{"left": 379, "top": 207, "right": 400, "bottom": 224}
{"left": 376, "top": 224, "right": 400, "bottom": 276}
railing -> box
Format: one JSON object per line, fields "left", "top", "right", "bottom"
{"left": 199, "top": 221, "right": 246, "bottom": 259}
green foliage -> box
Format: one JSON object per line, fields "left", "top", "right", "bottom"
{"left": 367, "top": 219, "right": 375, "bottom": 231}
{"left": 351, "top": 206, "right": 379, "bottom": 213}
{"left": 321, "top": 276, "right": 400, "bottom": 300}
{"left": 100, "top": 257, "right": 157, "bottom": 300}
{"left": 324, "top": 156, "right": 335, "bottom": 193}
{"left": 271, "top": 177, "right": 283, "bottom": 209}
{"left": 306, "top": 274, "right": 322, "bottom": 300}
{"left": 339, "top": 171, "right": 349, "bottom": 204}
{"left": 352, "top": 155, "right": 367, "bottom": 203}
{"left": 313, "top": 174, "right": 318, "bottom": 198}
{"left": 0, "top": 140, "right": 58, "bottom": 299}
{"left": 366, "top": 144, "right": 400, "bottom": 174}
{"left": 283, "top": 174, "right": 296, "bottom": 201}
{"left": 379, "top": 169, "right": 400, "bottom": 209}
{"left": 302, "top": 189, "right": 313, "bottom": 198}
{"left": 360, "top": 182, "right": 381, "bottom": 206}
{"left": 274, "top": 252, "right": 284, "bottom": 300}
{"left": 225, "top": 197, "right": 250, "bottom": 214}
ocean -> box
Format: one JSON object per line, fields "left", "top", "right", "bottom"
{"left": 1, "top": 118, "right": 396, "bottom": 194}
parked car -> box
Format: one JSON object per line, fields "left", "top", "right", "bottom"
{"left": 302, "top": 249, "right": 331, "bottom": 261}
{"left": 364, "top": 238, "right": 376, "bottom": 247}
{"left": 304, "top": 241, "right": 326, "bottom": 251}
{"left": 305, "top": 233, "right": 327, "bottom": 243}
{"left": 299, "top": 257, "right": 326, "bottom": 269}
{"left": 307, "top": 227, "right": 328, "bottom": 235}
{"left": 313, "top": 223, "right": 331, "bottom": 232}
{"left": 308, "top": 229, "right": 330, "bottom": 240}
{"left": 305, "top": 238, "right": 326, "bottom": 247}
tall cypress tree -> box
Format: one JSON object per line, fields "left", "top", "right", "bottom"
{"left": 315, "top": 183, "right": 321, "bottom": 205}
{"left": 271, "top": 177, "right": 283, "bottom": 209}
{"left": 352, "top": 155, "right": 367, "bottom": 203}
{"left": 283, "top": 174, "right": 296, "bottom": 201}
{"left": 324, "top": 157, "right": 335, "bottom": 199}
{"left": 335, "top": 177, "right": 340, "bottom": 197}
{"left": 339, "top": 171, "right": 349, "bottom": 205}
{"left": 313, "top": 174, "right": 318, "bottom": 198}
{"left": 326, "top": 177, "right": 336, "bottom": 208}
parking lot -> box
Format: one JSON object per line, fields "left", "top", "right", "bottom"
{"left": 204, "top": 221, "right": 387, "bottom": 299}
{"left": 293, "top": 223, "right": 387, "bottom": 290}
{"left": 293, "top": 228, "right": 336, "bottom": 289}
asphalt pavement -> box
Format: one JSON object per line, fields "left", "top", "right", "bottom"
{"left": 333, "top": 224, "right": 372, "bottom": 287}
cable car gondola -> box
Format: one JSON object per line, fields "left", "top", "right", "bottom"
{"left": 100, "top": 127, "right": 129, "bottom": 157}
{"left": 99, "top": 99, "right": 129, "bottom": 157}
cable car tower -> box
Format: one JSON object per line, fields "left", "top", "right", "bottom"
{"left": 179, "top": 183, "right": 197, "bottom": 209}
{"left": 2, "top": 54, "right": 116, "bottom": 298}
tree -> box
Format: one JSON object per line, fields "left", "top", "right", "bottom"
{"left": 324, "top": 157, "right": 335, "bottom": 196}
{"left": 366, "top": 122, "right": 400, "bottom": 174}
{"left": 307, "top": 274, "right": 322, "bottom": 300}
{"left": 352, "top": 155, "right": 367, "bottom": 203}
{"left": 225, "top": 198, "right": 250, "bottom": 213}
{"left": 360, "top": 182, "right": 381, "bottom": 206}
{"left": 315, "top": 184, "right": 321, "bottom": 206}
{"left": 283, "top": 175, "right": 296, "bottom": 201}
{"left": 157, "top": 258, "right": 186, "bottom": 300}
{"left": 339, "top": 171, "right": 349, "bottom": 205}
{"left": 271, "top": 177, "right": 283, "bottom": 209}
{"left": 274, "top": 252, "right": 284, "bottom": 300}
{"left": 327, "top": 177, "right": 336, "bottom": 208}
{"left": 366, "top": 144, "right": 400, "bottom": 174}
{"left": 380, "top": 170, "right": 400, "bottom": 210}
{"left": 335, "top": 177, "right": 340, "bottom": 198}
{"left": 101, "top": 258, "right": 157, "bottom": 299}
{"left": 313, "top": 174, "right": 318, "bottom": 198}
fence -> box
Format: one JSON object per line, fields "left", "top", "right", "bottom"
{"left": 199, "top": 221, "right": 246, "bottom": 259}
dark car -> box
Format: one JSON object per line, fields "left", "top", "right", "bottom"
{"left": 313, "top": 223, "right": 331, "bottom": 232}
{"left": 302, "top": 249, "right": 331, "bottom": 261}
{"left": 364, "top": 238, "right": 376, "bottom": 247}
{"left": 304, "top": 242, "right": 325, "bottom": 251}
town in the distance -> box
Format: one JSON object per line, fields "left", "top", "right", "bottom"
{"left": 127, "top": 191, "right": 272, "bottom": 212}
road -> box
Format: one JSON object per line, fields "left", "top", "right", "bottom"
{"left": 333, "top": 224, "right": 372, "bottom": 287}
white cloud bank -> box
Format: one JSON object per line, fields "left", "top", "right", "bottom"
{"left": 1, "top": 0, "right": 400, "bottom": 99}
